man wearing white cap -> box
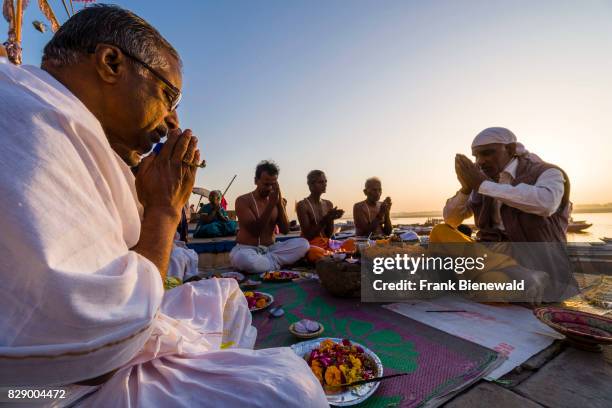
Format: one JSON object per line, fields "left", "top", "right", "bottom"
{"left": 436, "top": 127, "right": 570, "bottom": 242}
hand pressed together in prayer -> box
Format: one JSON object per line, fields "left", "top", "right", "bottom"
{"left": 268, "top": 182, "right": 283, "bottom": 207}
{"left": 455, "top": 154, "right": 488, "bottom": 193}
{"left": 136, "top": 128, "right": 200, "bottom": 215}
{"left": 325, "top": 207, "right": 345, "bottom": 221}
{"left": 133, "top": 128, "right": 200, "bottom": 278}
{"left": 455, "top": 155, "right": 472, "bottom": 194}
{"left": 379, "top": 196, "right": 392, "bottom": 217}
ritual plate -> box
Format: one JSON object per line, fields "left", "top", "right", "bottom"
{"left": 291, "top": 338, "right": 383, "bottom": 406}
{"left": 220, "top": 271, "right": 246, "bottom": 282}
{"left": 240, "top": 279, "right": 262, "bottom": 290}
{"left": 244, "top": 291, "right": 274, "bottom": 312}
{"left": 333, "top": 231, "right": 356, "bottom": 240}
{"left": 534, "top": 307, "right": 612, "bottom": 352}
{"left": 260, "top": 270, "right": 301, "bottom": 282}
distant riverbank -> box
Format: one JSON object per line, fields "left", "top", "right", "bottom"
{"left": 392, "top": 205, "right": 612, "bottom": 219}
{"left": 388, "top": 212, "right": 612, "bottom": 243}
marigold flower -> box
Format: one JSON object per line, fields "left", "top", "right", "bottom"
{"left": 310, "top": 360, "right": 324, "bottom": 384}
{"left": 324, "top": 365, "right": 343, "bottom": 386}
{"left": 320, "top": 339, "right": 334, "bottom": 350}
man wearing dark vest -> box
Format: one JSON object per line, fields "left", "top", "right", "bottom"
{"left": 429, "top": 127, "right": 577, "bottom": 302}
{"left": 433, "top": 127, "right": 570, "bottom": 243}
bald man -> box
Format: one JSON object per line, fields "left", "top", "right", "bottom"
{"left": 297, "top": 170, "right": 354, "bottom": 262}
{"left": 353, "top": 177, "right": 393, "bottom": 237}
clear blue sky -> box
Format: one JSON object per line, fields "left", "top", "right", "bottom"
{"left": 5, "top": 0, "right": 612, "bottom": 216}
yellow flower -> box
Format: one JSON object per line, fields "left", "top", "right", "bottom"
{"left": 163, "top": 276, "right": 182, "bottom": 290}
{"left": 244, "top": 291, "right": 254, "bottom": 297}
{"left": 339, "top": 364, "right": 349, "bottom": 379}
{"left": 349, "top": 355, "right": 362, "bottom": 370}
{"left": 340, "top": 364, "right": 362, "bottom": 384}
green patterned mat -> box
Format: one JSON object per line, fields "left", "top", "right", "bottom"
{"left": 252, "top": 280, "right": 503, "bottom": 407}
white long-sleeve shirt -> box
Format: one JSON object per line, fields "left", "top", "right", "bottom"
{"left": 443, "top": 158, "right": 566, "bottom": 230}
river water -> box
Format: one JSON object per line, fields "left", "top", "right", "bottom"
{"left": 390, "top": 212, "right": 612, "bottom": 243}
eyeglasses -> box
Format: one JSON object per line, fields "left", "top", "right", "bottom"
{"left": 88, "top": 45, "right": 182, "bottom": 111}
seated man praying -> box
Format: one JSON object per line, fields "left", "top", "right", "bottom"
{"left": 296, "top": 170, "right": 354, "bottom": 262}
{"left": 0, "top": 6, "right": 327, "bottom": 407}
{"left": 230, "top": 161, "right": 309, "bottom": 273}
{"left": 193, "top": 190, "right": 237, "bottom": 238}
{"left": 429, "top": 127, "right": 575, "bottom": 302}
{"left": 433, "top": 127, "right": 570, "bottom": 243}
{"left": 353, "top": 177, "right": 393, "bottom": 237}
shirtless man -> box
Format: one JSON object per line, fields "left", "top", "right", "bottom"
{"left": 353, "top": 177, "right": 393, "bottom": 236}
{"left": 296, "top": 170, "right": 344, "bottom": 241}
{"left": 230, "top": 161, "right": 309, "bottom": 273}
{"left": 296, "top": 170, "right": 352, "bottom": 262}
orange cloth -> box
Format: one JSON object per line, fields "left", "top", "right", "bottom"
{"left": 306, "top": 237, "right": 355, "bottom": 263}
{"left": 428, "top": 224, "right": 517, "bottom": 272}
{"left": 429, "top": 223, "right": 474, "bottom": 243}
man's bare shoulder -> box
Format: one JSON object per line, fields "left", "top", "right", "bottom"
{"left": 323, "top": 199, "right": 334, "bottom": 207}
{"left": 235, "top": 193, "right": 253, "bottom": 203}
{"left": 295, "top": 199, "right": 307, "bottom": 212}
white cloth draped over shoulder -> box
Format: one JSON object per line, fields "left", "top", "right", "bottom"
{"left": 0, "top": 60, "right": 328, "bottom": 407}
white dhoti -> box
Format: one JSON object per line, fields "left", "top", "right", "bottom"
{"left": 230, "top": 238, "right": 310, "bottom": 273}
{"left": 168, "top": 239, "right": 200, "bottom": 281}
{"left": 0, "top": 60, "right": 327, "bottom": 407}
{"left": 72, "top": 279, "right": 327, "bottom": 407}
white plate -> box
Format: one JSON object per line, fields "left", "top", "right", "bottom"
{"left": 221, "top": 271, "right": 246, "bottom": 282}
{"left": 290, "top": 338, "right": 383, "bottom": 406}
{"left": 247, "top": 292, "right": 274, "bottom": 312}
{"left": 260, "top": 271, "right": 301, "bottom": 282}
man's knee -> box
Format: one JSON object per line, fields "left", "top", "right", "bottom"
{"left": 307, "top": 246, "right": 326, "bottom": 263}
{"left": 430, "top": 223, "right": 471, "bottom": 243}
{"left": 230, "top": 249, "right": 272, "bottom": 273}
{"left": 294, "top": 238, "right": 310, "bottom": 256}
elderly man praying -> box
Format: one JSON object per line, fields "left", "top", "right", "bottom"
{"left": 432, "top": 127, "right": 570, "bottom": 243}
{"left": 296, "top": 170, "right": 354, "bottom": 262}
{"left": 429, "top": 127, "right": 576, "bottom": 303}
{"left": 353, "top": 177, "right": 393, "bottom": 237}
{"left": 0, "top": 5, "right": 327, "bottom": 407}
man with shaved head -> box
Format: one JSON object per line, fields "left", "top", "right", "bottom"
{"left": 297, "top": 170, "right": 354, "bottom": 262}
{"left": 353, "top": 177, "right": 393, "bottom": 237}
